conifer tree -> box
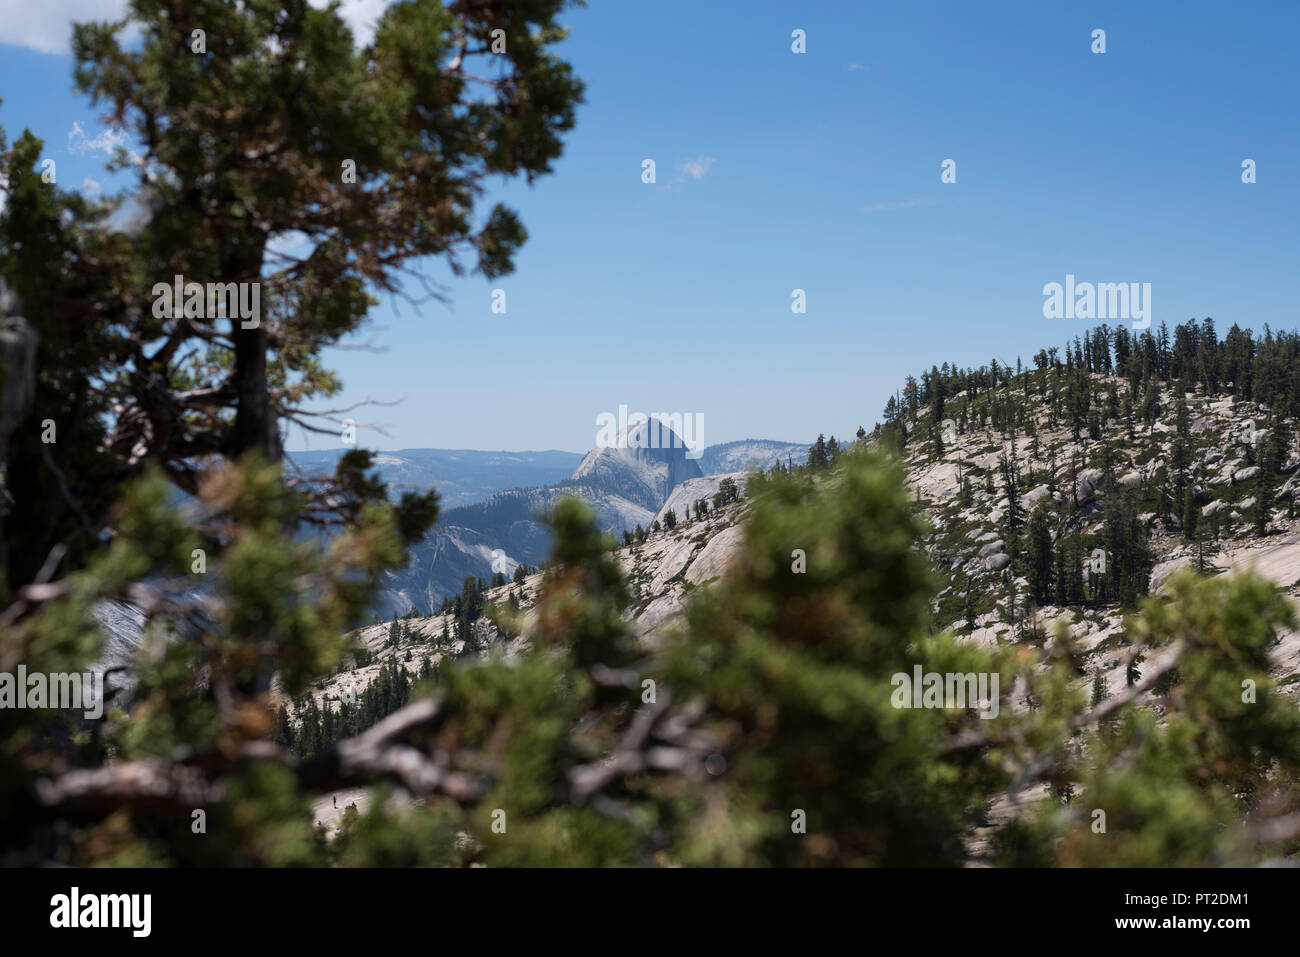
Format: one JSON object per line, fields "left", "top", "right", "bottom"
{"left": 807, "top": 434, "right": 829, "bottom": 470}
{"left": 1025, "top": 506, "right": 1054, "bottom": 604}
{"left": 1183, "top": 486, "right": 1199, "bottom": 542}
{"left": 0, "top": 0, "right": 584, "bottom": 865}
{"left": 10, "top": 14, "right": 1300, "bottom": 866}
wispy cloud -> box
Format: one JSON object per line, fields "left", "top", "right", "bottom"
{"left": 2, "top": 1, "right": 386, "bottom": 54}
{"left": 860, "top": 196, "right": 940, "bottom": 214}
{"left": 100, "top": 193, "right": 154, "bottom": 236}
{"left": 68, "top": 121, "right": 134, "bottom": 159}
{"left": 676, "top": 156, "right": 715, "bottom": 182}
{"left": 846, "top": 63, "right": 864, "bottom": 72}
{"left": 0, "top": 1, "right": 126, "bottom": 55}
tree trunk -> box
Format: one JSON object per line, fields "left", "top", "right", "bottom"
{"left": 232, "top": 320, "right": 281, "bottom": 462}
{"left": 226, "top": 253, "right": 280, "bottom": 696}
{"left": 227, "top": 240, "right": 279, "bottom": 464}
{"left": 0, "top": 283, "right": 39, "bottom": 593}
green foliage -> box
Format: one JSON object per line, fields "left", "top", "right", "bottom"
{"left": 2, "top": 0, "right": 580, "bottom": 590}
{"left": 0, "top": 455, "right": 427, "bottom": 863}
{"left": 6, "top": 8, "right": 1300, "bottom": 863}
{"left": 999, "top": 570, "right": 1300, "bottom": 866}
{"left": 1025, "top": 505, "right": 1054, "bottom": 604}
{"left": 7, "top": 429, "right": 1300, "bottom": 867}
{"left": 661, "top": 450, "right": 1015, "bottom": 865}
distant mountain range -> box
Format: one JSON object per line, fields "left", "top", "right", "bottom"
{"left": 287, "top": 439, "right": 805, "bottom": 512}
{"left": 296, "top": 433, "right": 806, "bottom": 615}
{"left": 288, "top": 448, "right": 584, "bottom": 510}
{"left": 698, "top": 439, "right": 807, "bottom": 475}
{"left": 96, "top": 436, "right": 808, "bottom": 660}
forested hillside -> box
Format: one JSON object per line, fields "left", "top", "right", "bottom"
{"left": 3, "top": 0, "right": 1299, "bottom": 874}
{"left": 282, "top": 316, "right": 1300, "bottom": 865}
{"left": 876, "top": 319, "right": 1300, "bottom": 632}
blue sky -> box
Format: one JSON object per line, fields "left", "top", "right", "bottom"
{"left": 2, "top": 1, "right": 1297, "bottom": 453}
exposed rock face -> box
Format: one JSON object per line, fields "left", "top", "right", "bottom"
{"left": 572, "top": 416, "right": 703, "bottom": 511}
{"left": 91, "top": 601, "right": 147, "bottom": 698}
{"left": 654, "top": 472, "right": 747, "bottom": 526}
{"left": 1075, "top": 468, "right": 1105, "bottom": 502}
{"left": 379, "top": 418, "right": 709, "bottom": 613}
{"left": 893, "top": 371, "right": 1300, "bottom": 700}
{"left": 1021, "top": 484, "right": 1054, "bottom": 510}
{"left": 984, "top": 553, "right": 1012, "bottom": 572}
{"left": 684, "top": 524, "right": 746, "bottom": 587}
{"left": 385, "top": 484, "right": 655, "bottom": 615}
{"left": 297, "top": 495, "right": 751, "bottom": 710}
{"left": 699, "top": 439, "right": 807, "bottom": 475}
{"left": 94, "top": 431, "right": 766, "bottom": 697}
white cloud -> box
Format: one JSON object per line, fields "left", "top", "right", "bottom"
{"left": 68, "top": 120, "right": 134, "bottom": 158}
{"left": 100, "top": 192, "right": 153, "bottom": 236}
{"left": 309, "top": 0, "right": 391, "bottom": 46}
{"left": 265, "top": 229, "right": 323, "bottom": 270}
{"left": 0, "top": 1, "right": 126, "bottom": 55}
{"left": 2, "top": 1, "right": 389, "bottom": 54}
{"left": 846, "top": 63, "right": 863, "bottom": 72}
{"left": 677, "top": 156, "right": 715, "bottom": 182}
